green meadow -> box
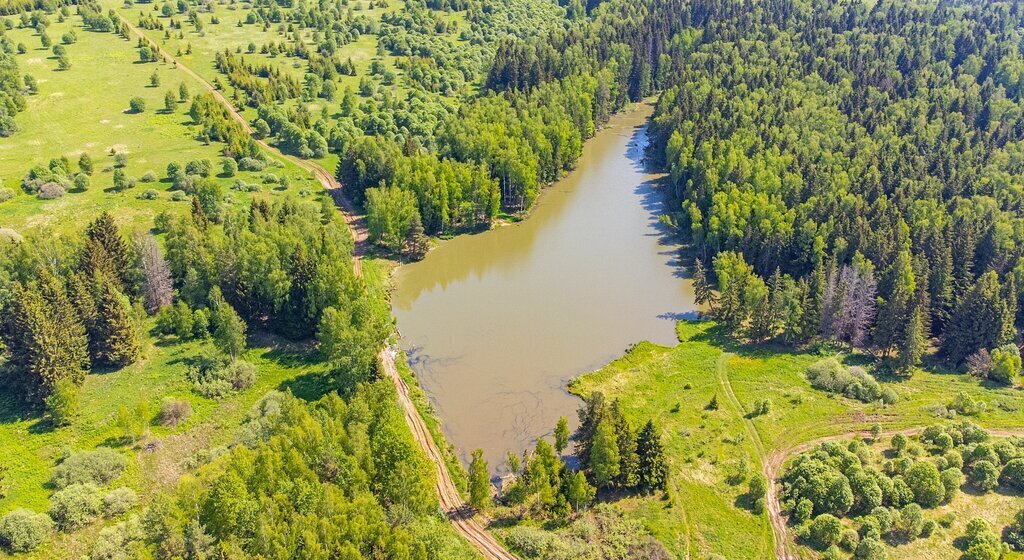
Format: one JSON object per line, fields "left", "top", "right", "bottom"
{"left": 569, "top": 321, "right": 1024, "bottom": 559}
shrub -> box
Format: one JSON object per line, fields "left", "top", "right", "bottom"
{"left": 138, "top": 189, "right": 159, "bottom": 200}
{"left": 0, "top": 187, "right": 14, "bottom": 202}
{"left": 854, "top": 537, "right": 886, "bottom": 560}
{"left": 73, "top": 173, "right": 89, "bottom": 191}
{"left": 186, "top": 357, "right": 257, "bottom": 398}
{"left": 0, "top": 509, "right": 53, "bottom": 553}
{"left": 170, "top": 190, "right": 189, "bottom": 201}
{"left": 51, "top": 448, "right": 127, "bottom": 489}
{"left": 45, "top": 379, "right": 80, "bottom": 427}
{"left": 49, "top": 483, "right": 102, "bottom": 530}
{"left": 185, "top": 159, "right": 212, "bottom": 177}
{"left": 966, "top": 349, "right": 994, "bottom": 378}
{"left": 158, "top": 397, "right": 192, "bottom": 427}
{"left": 989, "top": 344, "right": 1021, "bottom": 384}
{"left": 128, "top": 97, "right": 146, "bottom": 113}
{"left": 89, "top": 519, "right": 140, "bottom": 560}
{"left": 808, "top": 514, "right": 843, "bottom": 550}
{"left": 221, "top": 158, "right": 237, "bottom": 177}
{"left": 1006, "top": 509, "right": 1024, "bottom": 551}
{"left": 950, "top": 392, "right": 986, "bottom": 416}
{"left": 805, "top": 359, "right": 883, "bottom": 403}
{"left": 140, "top": 171, "right": 157, "bottom": 183}
{"left": 1000, "top": 458, "right": 1024, "bottom": 491}
{"left": 238, "top": 157, "right": 266, "bottom": 171}
{"left": 969, "top": 461, "right": 999, "bottom": 492}
{"left": 102, "top": 488, "right": 138, "bottom": 517}
{"left": 38, "top": 182, "right": 66, "bottom": 199}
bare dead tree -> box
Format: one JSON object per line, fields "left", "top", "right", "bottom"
{"left": 137, "top": 234, "right": 173, "bottom": 314}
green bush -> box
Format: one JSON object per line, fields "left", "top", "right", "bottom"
{"left": 969, "top": 461, "right": 999, "bottom": 492}
{"left": 0, "top": 509, "right": 53, "bottom": 553}
{"left": 102, "top": 487, "right": 138, "bottom": 517}
{"left": 45, "top": 378, "right": 80, "bottom": 427}
{"left": 51, "top": 448, "right": 127, "bottom": 489}
{"left": 808, "top": 514, "right": 843, "bottom": 550}
{"left": 1000, "top": 458, "right": 1024, "bottom": 491}
{"left": 128, "top": 96, "right": 146, "bottom": 113}
{"left": 805, "top": 359, "right": 884, "bottom": 403}
{"left": 49, "top": 483, "right": 102, "bottom": 530}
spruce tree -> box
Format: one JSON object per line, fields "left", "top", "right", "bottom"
{"left": 943, "top": 271, "right": 1010, "bottom": 364}
{"left": 610, "top": 400, "right": 638, "bottom": 488}
{"left": 3, "top": 279, "right": 88, "bottom": 401}
{"left": 692, "top": 258, "right": 716, "bottom": 312}
{"left": 574, "top": 391, "right": 607, "bottom": 467}
{"left": 93, "top": 278, "right": 140, "bottom": 367}
{"left": 637, "top": 420, "right": 668, "bottom": 493}
{"left": 85, "top": 212, "right": 130, "bottom": 288}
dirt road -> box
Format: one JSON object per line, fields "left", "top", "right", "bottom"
{"left": 116, "top": 15, "right": 515, "bottom": 559}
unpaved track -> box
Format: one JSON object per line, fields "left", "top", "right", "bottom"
{"left": 765, "top": 426, "right": 1024, "bottom": 559}
{"left": 117, "top": 15, "right": 515, "bottom": 559}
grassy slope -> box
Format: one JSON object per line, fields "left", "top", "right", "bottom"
{"left": 0, "top": 13, "right": 320, "bottom": 235}
{"left": 569, "top": 321, "right": 1024, "bottom": 559}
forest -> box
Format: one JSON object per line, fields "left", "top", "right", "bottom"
{"left": 643, "top": 0, "right": 1024, "bottom": 377}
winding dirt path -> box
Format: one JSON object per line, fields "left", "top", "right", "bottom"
{"left": 116, "top": 14, "right": 515, "bottom": 559}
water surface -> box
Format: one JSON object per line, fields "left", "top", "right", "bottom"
{"left": 392, "top": 104, "right": 697, "bottom": 467}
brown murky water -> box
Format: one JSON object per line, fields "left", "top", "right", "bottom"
{"left": 391, "top": 104, "right": 698, "bottom": 468}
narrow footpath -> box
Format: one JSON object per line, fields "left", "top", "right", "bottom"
{"left": 116, "top": 13, "right": 516, "bottom": 559}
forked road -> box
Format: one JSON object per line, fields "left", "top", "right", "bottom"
{"left": 116, "top": 13, "right": 516, "bottom": 560}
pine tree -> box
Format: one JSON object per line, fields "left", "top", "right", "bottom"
{"left": 589, "top": 417, "right": 620, "bottom": 489}
{"left": 574, "top": 391, "right": 607, "bottom": 467}
{"left": 800, "top": 259, "right": 825, "bottom": 341}
{"left": 895, "top": 296, "right": 925, "bottom": 376}
{"left": 3, "top": 279, "right": 88, "bottom": 402}
{"left": 692, "top": 258, "right": 716, "bottom": 312}
{"left": 85, "top": 212, "right": 130, "bottom": 288}
{"left": 610, "top": 400, "right": 638, "bottom": 488}
{"left": 191, "top": 196, "right": 209, "bottom": 230}
{"left": 637, "top": 420, "right": 668, "bottom": 493}
{"left": 93, "top": 278, "right": 140, "bottom": 367}
{"left": 943, "top": 271, "right": 1009, "bottom": 364}
{"left": 748, "top": 294, "right": 775, "bottom": 342}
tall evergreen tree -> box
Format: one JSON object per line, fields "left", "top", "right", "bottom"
{"left": 692, "top": 258, "right": 716, "bottom": 312}
{"left": 574, "top": 391, "right": 607, "bottom": 467}
{"left": 610, "top": 400, "right": 638, "bottom": 488}
{"left": 85, "top": 212, "right": 130, "bottom": 289}
{"left": 92, "top": 277, "right": 140, "bottom": 367}
{"left": 636, "top": 420, "right": 668, "bottom": 493}
{"left": 3, "top": 278, "right": 89, "bottom": 401}
{"left": 943, "top": 271, "right": 1012, "bottom": 364}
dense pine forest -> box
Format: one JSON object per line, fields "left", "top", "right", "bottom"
{"left": 645, "top": 0, "right": 1024, "bottom": 374}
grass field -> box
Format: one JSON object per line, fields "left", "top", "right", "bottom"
{"left": 0, "top": 13, "right": 320, "bottom": 235}
{"left": 568, "top": 321, "right": 1024, "bottom": 559}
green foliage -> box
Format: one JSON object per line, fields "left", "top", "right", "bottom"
{"left": 209, "top": 287, "right": 247, "bottom": 361}
{"left": 51, "top": 448, "right": 127, "bottom": 489}
{"left": 49, "top": 483, "right": 102, "bottom": 530}
{"left": 101, "top": 487, "right": 138, "bottom": 517}
{"left": 128, "top": 96, "right": 146, "bottom": 113}
{"left": 805, "top": 359, "right": 887, "bottom": 404}
{"left": 554, "top": 417, "right": 570, "bottom": 455}
{"left": 0, "top": 509, "right": 52, "bottom": 553}
{"left": 989, "top": 344, "right": 1021, "bottom": 384}
{"left": 808, "top": 514, "right": 843, "bottom": 550}
{"left": 45, "top": 378, "right": 80, "bottom": 427}
{"left": 366, "top": 185, "right": 419, "bottom": 254}
{"left": 469, "top": 448, "right": 490, "bottom": 509}
{"left": 589, "top": 417, "right": 619, "bottom": 489}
